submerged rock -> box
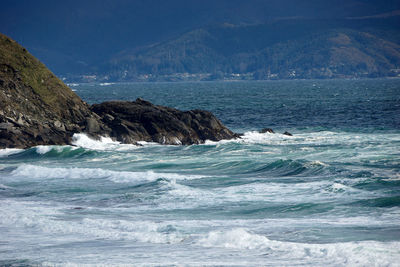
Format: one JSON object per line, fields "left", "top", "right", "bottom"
{"left": 91, "top": 99, "right": 239, "bottom": 145}
{"left": 259, "top": 128, "right": 293, "bottom": 136}
{"left": 260, "top": 128, "right": 275, "bottom": 134}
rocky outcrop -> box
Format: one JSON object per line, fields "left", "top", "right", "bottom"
{"left": 0, "top": 33, "right": 110, "bottom": 148}
{"left": 283, "top": 131, "right": 293, "bottom": 136}
{"left": 91, "top": 98, "right": 239, "bottom": 145}
{"left": 260, "top": 128, "right": 275, "bottom": 134}
{"left": 259, "top": 128, "right": 293, "bottom": 136}
{"left": 0, "top": 33, "right": 237, "bottom": 148}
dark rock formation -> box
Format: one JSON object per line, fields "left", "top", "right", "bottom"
{"left": 260, "top": 128, "right": 275, "bottom": 134}
{"left": 91, "top": 98, "right": 239, "bottom": 145}
{"left": 0, "top": 33, "right": 237, "bottom": 148}
{"left": 259, "top": 128, "right": 294, "bottom": 136}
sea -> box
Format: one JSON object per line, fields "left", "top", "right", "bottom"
{"left": 1, "top": 79, "right": 400, "bottom": 266}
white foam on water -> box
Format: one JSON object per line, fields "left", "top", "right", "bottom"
{"left": 80, "top": 218, "right": 184, "bottom": 244}
{"left": 221, "top": 179, "right": 370, "bottom": 202}
{"left": 35, "top": 145, "right": 53, "bottom": 154}
{"left": 306, "top": 160, "right": 329, "bottom": 167}
{"left": 72, "top": 133, "right": 164, "bottom": 150}
{"left": 0, "top": 200, "right": 185, "bottom": 245}
{"left": 71, "top": 133, "right": 127, "bottom": 151}
{"left": 205, "top": 131, "right": 400, "bottom": 148}
{"left": 99, "top": 82, "right": 114, "bottom": 86}
{"left": 197, "top": 228, "right": 400, "bottom": 266}
{"left": 2, "top": 198, "right": 399, "bottom": 266}
{"left": 152, "top": 168, "right": 379, "bottom": 209}
{"left": 204, "top": 131, "right": 292, "bottom": 145}
{"left": 204, "top": 130, "right": 346, "bottom": 146}
{"left": 35, "top": 145, "right": 78, "bottom": 154}
{"left": 330, "top": 182, "right": 350, "bottom": 192}
{"left": 162, "top": 179, "right": 213, "bottom": 200}
{"left": 241, "top": 131, "right": 295, "bottom": 144}
{"left": 150, "top": 178, "right": 372, "bottom": 211}
{"left": 9, "top": 164, "right": 206, "bottom": 184}
{"left": 200, "top": 215, "right": 400, "bottom": 229}
{"left": 0, "top": 148, "right": 24, "bottom": 157}
{"left": 0, "top": 183, "right": 13, "bottom": 189}
{"left": 197, "top": 228, "right": 270, "bottom": 250}
{"left": 383, "top": 173, "right": 400, "bottom": 181}
{"left": 137, "top": 140, "right": 159, "bottom": 146}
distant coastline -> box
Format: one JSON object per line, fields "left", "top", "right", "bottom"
{"left": 62, "top": 75, "right": 400, "bottom": 84}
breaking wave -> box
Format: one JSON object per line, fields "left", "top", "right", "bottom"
{"left": 9, "top": 164, "right": 207, "bottom": 184}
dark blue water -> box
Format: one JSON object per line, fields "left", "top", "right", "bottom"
{"left": 1, "top": 79, "right": 400, "bottom": 266}
{"left": 76, "top": 79, "right": 400, "bottom": 132}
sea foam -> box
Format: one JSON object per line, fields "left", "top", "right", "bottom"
{"left": 197, "top": 228, "right": 271, "bottom": 250}
{"left": 0, "top": 199, "right": 185, "bottom": 244}
{"left": 197, "top": 228, "right": 400, "bottom": 266}
{"left": 9, "top": 164, "right": 206, "bottom": 184}
{"left": 99, "top": 82, "right": 115, "bottom": 86}
{"left": 71, "top": 133, "right": 125, "bottom": 150}
{"left": 71, "top": 133, "right": 159, "bottom": 150}
{"left": 205, "top": 130, "right": 400, "bottom": 148}
{"left": 0, "top": 148, "right": 24, "bottom": 157}
{"left": 35, "top": 145, "right": 79, "bottom": 155}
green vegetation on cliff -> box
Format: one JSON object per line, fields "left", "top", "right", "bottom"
{"left": 0, "top": 33, "right": 99, "bottom": 148}
{"left": 0, "top": 33, "right": 88, "bottom": 117}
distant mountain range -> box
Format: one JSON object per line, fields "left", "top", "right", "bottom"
{"left": 85, "top": 17, "right": 400, "bottom": 81}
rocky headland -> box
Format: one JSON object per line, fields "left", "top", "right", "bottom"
{"left": 0, "top": 33, "right": 238, "bottom": 148}
{"left": 91, "top": 99, "right": 239, "bottom": 145}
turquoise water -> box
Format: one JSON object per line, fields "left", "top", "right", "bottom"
{"left": 1, "top": 79, "right": 400, "bottom": 266}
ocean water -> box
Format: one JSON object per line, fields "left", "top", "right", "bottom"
{"left": 1, "top": 79, "right": 400, "bottom": 266}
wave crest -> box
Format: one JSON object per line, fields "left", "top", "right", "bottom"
{"left": 197, "top": 228, "right": 400, "bottom": 265}
{"left": 10, "top": 164, "right": 206, "bottom": 184}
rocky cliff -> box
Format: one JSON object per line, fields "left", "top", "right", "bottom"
{"left": 0, "top": 33, "right": 237, "bottom": 148}
{"left": 0, "top": 33, "right": 109, "bottom": 148}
